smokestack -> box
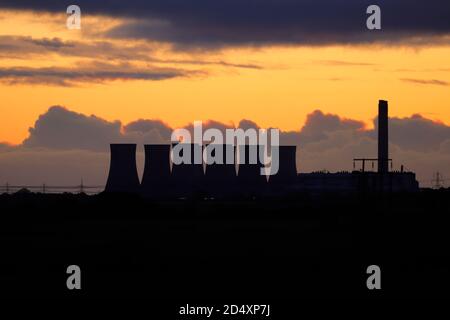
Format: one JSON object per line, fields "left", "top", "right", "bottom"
{"left": 378, "top": 100, "right": 389, "bottom": 173}
{"left": 268, "top": 146, "right": 297, "bottom": 184}
{"left": 141, "top": 144, "right": 171, "bottom": 197}
{"left": 204, "top": 144, "right": 237, "bottom": 197}
{"left": 171, "top": 143, "right": 204, "bottom": 197}
{"left": 105, "top": 144, "right": 140, "bottom": 193}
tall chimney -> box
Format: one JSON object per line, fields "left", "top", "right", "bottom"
{"left": 378, "top": 100, "right": 389, "bottom": 173}
{"left": 105, "top": 144, "right": 140, "bottom": 193}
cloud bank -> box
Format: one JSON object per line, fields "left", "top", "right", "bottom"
{"left": 0, "top": 106, "right": 449, "bottom": 188}
{"left": 0, "top": 62, "right": 196, "bottom": 86}
{"left": 1, "top": 1, "right": 449, "bottom": 48}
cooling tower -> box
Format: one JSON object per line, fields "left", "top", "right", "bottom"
{"left": 237, "top": 145, "right": 267, "bottom": 196}
{"left": 105, "top": 144, "right": 140, "bottom": 193}
{"left": 268, "top": 146, "right": 297, "bottom": 185}
{"left": 171, "top": 143, "right": 205, "bottom": 197}
{"left": 378, "top": 100, "right": 389, "bottom": 173}
{"left": 141, "top": 144, "right": 171, "bottom": 197}
{"left": 204, "top": 144, "right": 237, "bottom": 197}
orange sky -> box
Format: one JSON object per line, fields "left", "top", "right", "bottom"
{"left": 1, "top": 10, "right": 449, "bottom": 145}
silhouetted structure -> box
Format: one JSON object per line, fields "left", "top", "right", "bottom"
{"left": 105, "top": 144, "right": 140, "bottom": 193}
{"left": 354, "top": 158, "right": 392, "bottom": 173}
{"left": 268, "top": 146, "right": 297, "bottom": 184}
{"left": 378, "top": 100, "right": 389, "bottom": 173}
{"left": 102, "top": 100, "right": 419, "bottom": 197}
{"left": 141, "top": 144, "right": 171, "bottom": 197}
{"left": 204, "top": 144, "right": 237, "bottom": 197}
{"left": 237, "top": 145, "right": 267, "bottom": 196}
{"left": 171, "top": 143, "right": 204, "bottom": 197}
{"left": 296, "top": 171, "right": 418, "bottom": 193}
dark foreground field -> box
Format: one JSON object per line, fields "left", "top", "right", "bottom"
{"left": 0, "top": 189, "right": 449, "bottom": 300}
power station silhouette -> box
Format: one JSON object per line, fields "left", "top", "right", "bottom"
{"left": 104, "top": 100, "right": 419, "bottom": 196}
{"left": 105, "top": 144, "right": 140, "bottom": 193}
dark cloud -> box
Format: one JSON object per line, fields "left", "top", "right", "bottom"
{"left": 0, "top": 36, "right": 263, "bottom": 69}
{"left": 400, "top": 78, "right": 449, "bottom": 86}
{"left": 0, "top": 35, "right": 152, "bottom": 60}
{"left": 28, "top": 37, "right": 70, "bottom": 49}
{"left": 0, "top": 36, "right": 72, "bottom": 53}
{"left": 1, "top": 1, "right": 449, "bottom": 48}
{"left": 0, "top": 63, "right": 195, "bottom": 86}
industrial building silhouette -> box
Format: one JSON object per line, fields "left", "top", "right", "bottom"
{"left": 204, "top": 144, "right": 237, "bottom": 197}
{"left": 378, "top": 100, "right": 389, "bottom": 174}
{"left": 105, "top": 144, "right": 140, "bottom": 193}
{"left": 105, "top": 100, "right": 419, "bottom": 196}
{"left": 141, "top": 144, "right": 171, "bottom": 197}
{"left": 171, "top": 143, "right": 205, "bottom": 197}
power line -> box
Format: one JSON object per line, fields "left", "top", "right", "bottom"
{"left": 0, "top": 183, "right": 104, "bottom": 194}
{"left": 432, "top": 172, "right": 445, "bottom": 189}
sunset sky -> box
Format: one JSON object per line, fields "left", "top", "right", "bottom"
{"left": 0, "top": 1, "right": 449, "bottom": 187}
{"left": 1, "top": 1, "right": 449, "bottom": 144}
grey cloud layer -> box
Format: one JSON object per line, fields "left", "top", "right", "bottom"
{"left": 0, "top": 64, "right": 194, "bottom": 86}
{"left": 23, "top": 106, "right": 123, "bottom": 150}
{"left": 17, "top": 105, "right": 450, "bottom": 156}
{"left": 0, "top": 35, "right": 155, "bottom": 60}
{"left": 1, "top": 106, "right": 449, "bottom": 187}
{"left": 22, "top": 106, "right": 176, "bottom": 151}
{"left": 0, "top": 36, "right": 263, "bottom": 69}
{"left": 1, "top": 1, "right": 449, "bottom": 47}
{"left": 400, "top": 78, "right": 449, "bottom": 86}
{"left": 0, "top": 35, "right": 263, "bottom": 85}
